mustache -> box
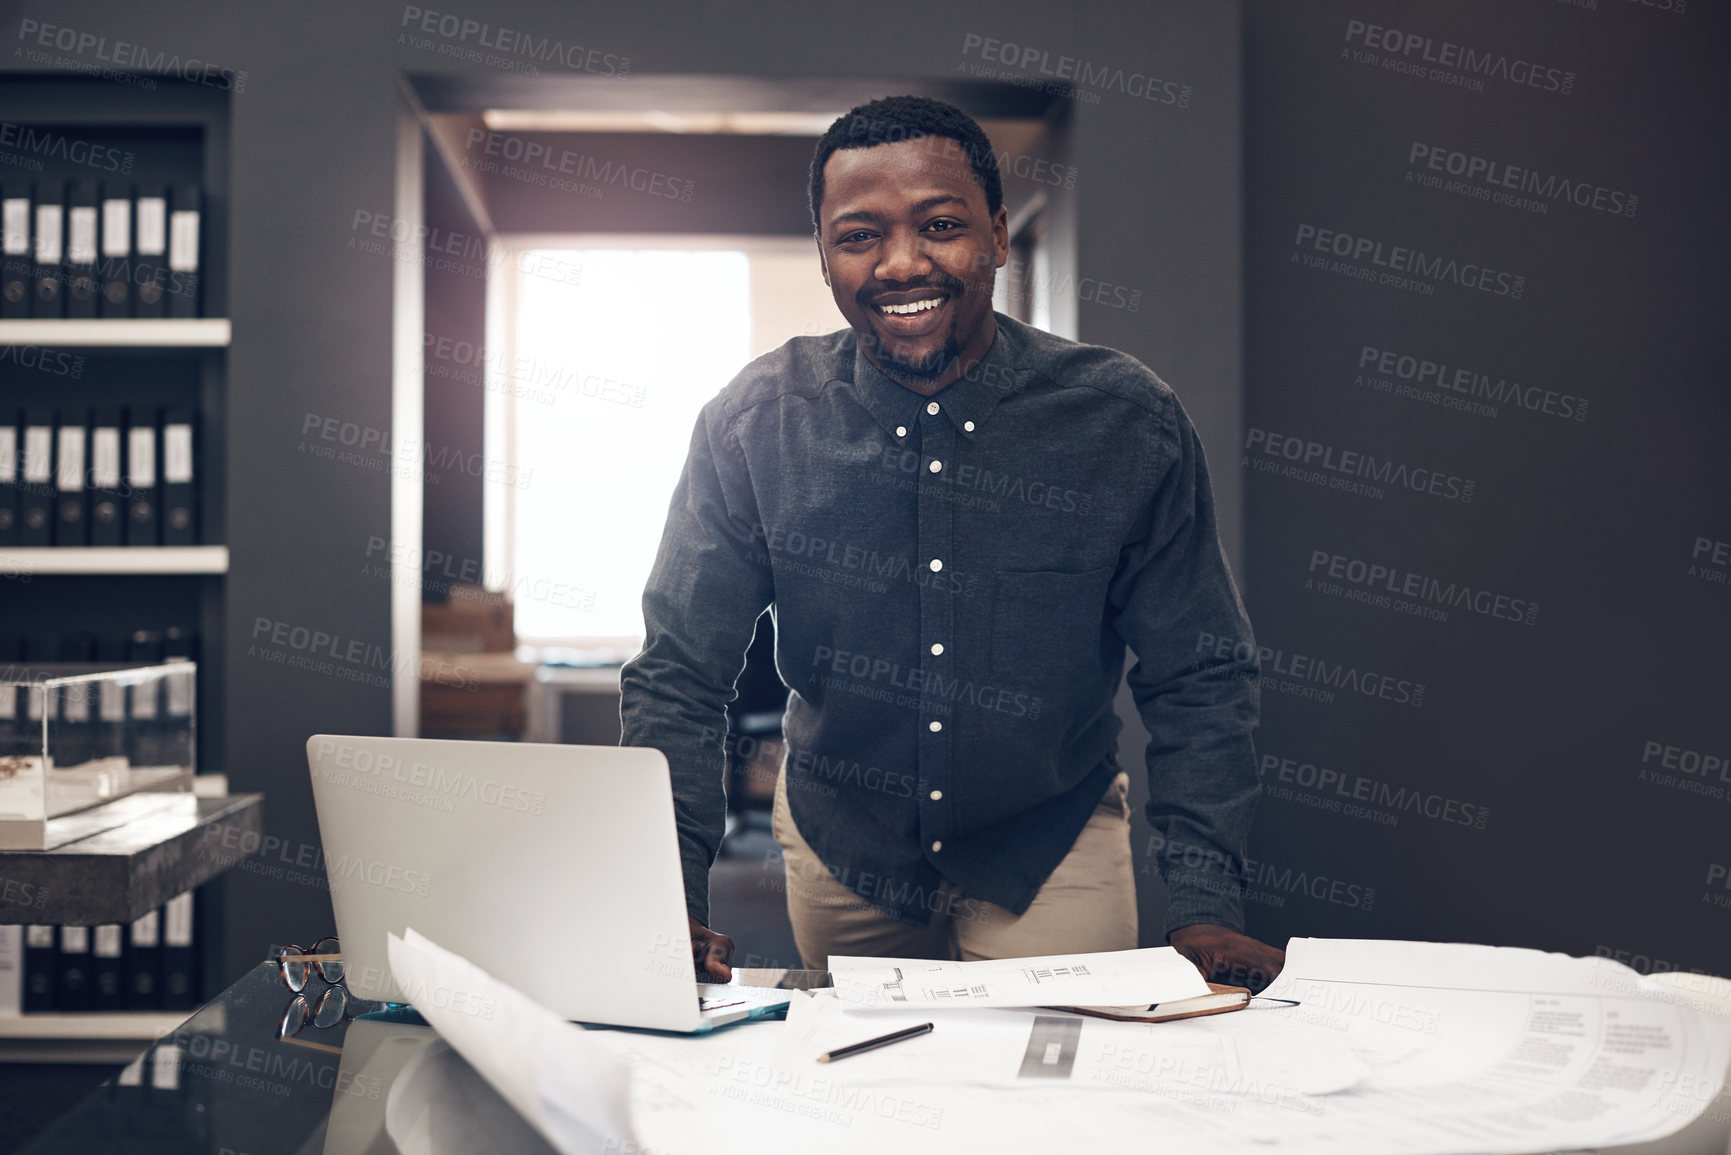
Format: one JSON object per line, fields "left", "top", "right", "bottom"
{"left": 856, "top": 272, "right": 967, "bottom": 310}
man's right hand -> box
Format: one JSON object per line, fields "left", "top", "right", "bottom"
{"left": 689, "top": 916, "right": 735, "bottom": 982}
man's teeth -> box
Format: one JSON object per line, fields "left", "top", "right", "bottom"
{"left": 879, "top": 298, "right": 943, "bottom": 316}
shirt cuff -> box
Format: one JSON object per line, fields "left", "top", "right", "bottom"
{"left": 1161, "top": 871, "right": 1247, "bottom": 939}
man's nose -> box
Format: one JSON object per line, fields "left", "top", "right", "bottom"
{"left": 874, "top": 228, "right": 932, "bottom": 284}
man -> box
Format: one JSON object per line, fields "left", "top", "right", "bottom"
{"left": 620, "top": 95, "right": 1282, "bottom": 991}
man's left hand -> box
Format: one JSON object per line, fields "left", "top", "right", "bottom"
{"left": 1168, "top": 923, "right": 1285, "bottom": 993}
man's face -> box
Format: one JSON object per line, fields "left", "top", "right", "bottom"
{"left": 817, "top": 138, "right": 1009, "bottom": 389}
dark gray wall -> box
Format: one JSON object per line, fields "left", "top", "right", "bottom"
{"left": 420, "top": 142, "right": 486, "bottom": 596}
{"left": 1241, "top": 0, "right": 1730, "bottom": 975}
{"left": 7, "top": 0, "right": 1245, "bottom": 978}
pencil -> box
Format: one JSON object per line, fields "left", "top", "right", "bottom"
{"left": 817, "top": 1021, "right": 934, "bottom": 1063}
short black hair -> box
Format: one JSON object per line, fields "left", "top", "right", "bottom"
{"left": 808, "top": 95, "right": 1002, "bottom": 234}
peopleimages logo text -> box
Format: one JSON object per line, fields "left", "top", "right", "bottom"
{"left": 1294, "top": 224, "right": 1524, "bottom": 298}
{"left": 1343, "top": 19, "right": 1575, "bottom": 94}
{"left": 1246, "top": 427, "right": 1475, "bottom": 504}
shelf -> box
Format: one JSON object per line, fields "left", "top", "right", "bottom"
{"left": 0, "top": 794, "right": 263, "bottom": 926}
{"left": 0, "top": 1010, "right": 191, "bottom": 1041}
{"left": 0, "top": 1004, "right": 220, "bottom": 1063}
{"left": 0, "top": 546, "right": 229, "bottom": 575}
{"left": 0, "top": 319, "right": 230, "bottom": 347}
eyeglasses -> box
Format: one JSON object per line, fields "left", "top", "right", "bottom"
{"left": 276, "top": 937, "right": 344, "bottom": 992}
{"left": 275, "top": 937, "right": 349, "bottom": 1043}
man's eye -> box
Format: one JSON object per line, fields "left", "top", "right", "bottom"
{"left": 841, "top": 231, "right": 875, "bottom": 243}
{"left": 926, "top": 220, "right": 958, "bottom": 233}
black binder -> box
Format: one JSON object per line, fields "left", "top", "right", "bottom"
{"left": 126, "top": 909, "right": 162, "bottom": 1010}
{"left": 53, "top": 406, "right": 89, "bottom": 546}
{"left": 19, "top": 407, "right": 52, "bottom": 546}
{"left": 23, "top": 924, "right": 55, "bottom": 1012}
{"left": 0, "top": 410, "right": 17, "bottom": 546}
{"left": 132, "top": 185, "right": 167, "bottom": 319}
{"left": 161, "top": 407, "right": 196, "bottom": 545}
{"left": 92, "top": 924, "right": 125, "bottom": 1010}
{"left": 0, "top": 184, "right": 30, "bottom": 319}
{"left": 167, "top": 184, "right": 200, "bottom": 319}
{"left": 161, "top": 892, "right": 196, "bottom": 1011}
{"left": 30, "top": 182, "right": 63, "bottom": 318}
{"left": 124, "top": 406, "right": 159, "bottom": 545}
{"left": 88, "top": 407, "right": 124, "bottom": 546}
{"left": 56, "top": 925, "right": 91, "bottom": 1011}
{"left": 99, "top": 185, "right": 132, "bottom": 317}
{"left": 65, "top": 180, "right": 99, "bottom": 319}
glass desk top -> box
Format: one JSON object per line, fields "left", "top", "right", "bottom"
{"left": 21, "top": 962, "right": 832, "bottom": 1155}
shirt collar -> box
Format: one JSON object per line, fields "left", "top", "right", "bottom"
{"left": 843, "top": 312, "right": 1031, "bottom": 444}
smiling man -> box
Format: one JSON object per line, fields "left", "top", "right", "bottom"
{"left": 620, "top": 95, "right": 1282, "bottom": 990}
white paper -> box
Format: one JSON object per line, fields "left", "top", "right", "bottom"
{"left": 828, "top": 946, "right": 1212, "bottom": 1010}
{"left": 778, "top": 987, "right": 1364, "bottom": 1098}
{"left": 385, "top": 928, "right": 634, "bottom": 1155}
{"left": 1238, "top": 937, "right": 1731, "bottom": 1153}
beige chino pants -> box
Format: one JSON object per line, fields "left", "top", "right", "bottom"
{"left": 771, "top": 764, "right": 1138, "bottom": 969}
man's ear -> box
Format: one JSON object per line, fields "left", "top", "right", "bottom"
{"left": 991, "top": 204, "right": 1011, "bottom": 270}
{"left": 815, "top": 233, "right": 831, "bottom": 288}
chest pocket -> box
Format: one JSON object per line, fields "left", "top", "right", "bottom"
{"left": 988, "top": 566, "right": 1116, "bottom": 688}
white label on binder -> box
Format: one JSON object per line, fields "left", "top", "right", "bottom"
{"left": 167, "top": 668, "right": 193, "bottom": 716}
{"left": 94, "top": 925, "right": 123, "bottom": 957}
{"left": 131, "top": 910, "right": 160, "bottom": 947}
{"left": 163, "top": 423, "right": 193, "bottom": 483}
{"left": 27, "top": 685, "right": 53, "bottom": 721}
{"left": 131, "top": 680, "right": 158, "bottom": 720}
{"left": 117, "top": 1056, "right": 144, "bottom": 1086}
{"left": 0, "top": 926, "right": 18, "bottom": 1018}
{"left": 60, "top": 926, "right": 89, "bottom": 952}
{"left": 68, "top": 206, "right": 97, "bottom": 265}
{"left": 57, "top": 426, "right": 85, "bottom": 490}
{"left": 164, "top": 893, "right": 194, "bottom": 946}
{"left": 0, "top": 687, "right": 14, "bottom": 720}
{"left": 92, "top": 427, "right": 121, "bottom": 488}
{"left": 2, "top": 199, "right": 27, "bottom": 254}
{"left": 63, "top": 683, "right": 89, "bottom": 722}
{"left": 99, "top": 679, "right": 125, "bottom": 721}
{"left": 101, "top": 199, "right": 130, "bottom": 256}
{"left": 0, "top": 426, "right": 14, "bottom": 481}
{"left": 33, "top": 205, "right": 61, "bottom": 264}
{"left": 135, "top": 197, "right": 166, "bottom": 255}
{"left": 26, "top": 926, "right": 54, "bottom": 949}
{"left": 23, "top": 425, "right": 51, "bottom": 483}
{"left": 168, "top": 210, "right": 199, "bottom": 272}
{"left": 128, "top": 426, "right": 156, "bottom": 487}
{"left": 152, "top": 1044, "right": 181, "bottom": 1091}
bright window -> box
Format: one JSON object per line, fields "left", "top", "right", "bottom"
{"left": 491, "top": 237, "right": 841, "bottom": 651}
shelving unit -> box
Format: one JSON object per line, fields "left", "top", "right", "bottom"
{"left": 0, "top": 319, "right": 231, "bottom": 347}
{"left": 1, "top": 74, "right": 234, "bottom": 1053}
{"left": 0, "top": 547, "right": 229, "bottom": 575}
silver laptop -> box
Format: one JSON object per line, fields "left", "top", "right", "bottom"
{"left": 305, "top": 735, "right": 787, "bottom": 1033}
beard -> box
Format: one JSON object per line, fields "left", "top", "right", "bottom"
{"left": 864, "top": 325, "right": 963, "bottom": 386}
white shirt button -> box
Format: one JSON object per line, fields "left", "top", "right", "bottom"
{"left": 895, "top": 425, "right": 907, "bottom": 437}
{"left": 931, "top": 840, "right": 943, "bottom": 853}
{"left": 928, "top": 720, "right": 942, "bottom": 732}
{"left": 930, "top": 789, "right": 943, "bottom": 801}
{"left": 926, "top": 401, "right": 939, "bottom": 415}
{"left": 964, "top": 420, "right": 975, "bottom": 431}
{"left": 929, "top": 558, "right": 942, "bottom": 572}
{"left": 930, "top": 643, "right": 944, "bottom": 655}
{"left": 928, "top": 460, "right": 942, "bottom": 473}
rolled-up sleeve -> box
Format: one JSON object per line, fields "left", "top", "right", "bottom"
{"left": 619, "top": 396, "right": 774, "bottom": 926}
{"left": 1108, "top": 389, "right": 1262, "bottom": 937}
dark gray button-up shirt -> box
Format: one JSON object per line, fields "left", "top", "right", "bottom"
{"left": 620, "top": 312, "right": 1261, "bottom": 937}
